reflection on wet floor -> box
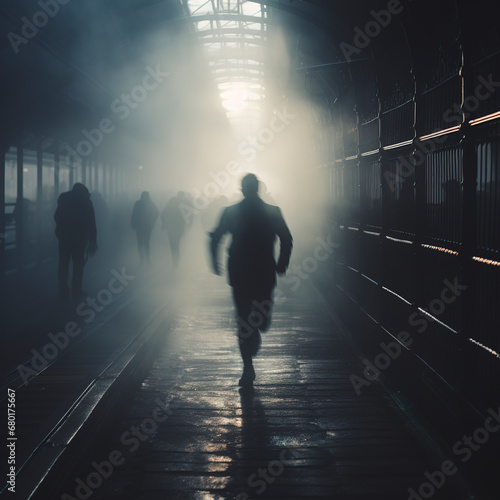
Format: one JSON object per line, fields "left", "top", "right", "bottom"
{"left": 73, "top": 284, "right": 468, "bottom": 500}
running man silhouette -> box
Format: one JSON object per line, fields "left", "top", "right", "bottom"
{"left": 209, "top": 174, "right": 293, "bottom": 386}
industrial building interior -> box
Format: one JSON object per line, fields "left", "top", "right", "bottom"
{"left": 1, "top": 1, "right": 499, "bottom": 499}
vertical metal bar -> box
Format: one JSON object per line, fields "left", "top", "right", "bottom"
{"left": 109, "top": 164, "right": 113, "bottom": 202}
{"left": 414, "top": 88, "right": 426, "bottom": 309}
{"left": 487, "top": 144, "right": 492, "bottom": 248}
{"left": 68, "top": 156, "right": 74, "bottom": 188}
{"left": 481, "top": 143, "right": 486, "bottom": 248}
{"left": 102, "top": 160, "right": 107, "bottom": 199}
{"left": 37, "top": 139, "right": 43, "bottom": 206}
{"left": 37, "top": 139, "right": 43, "bottom": 264}
{"left": 94, "top": 155, "right": 99, "bottom": 192}
{"left": 69, "top": 161, "right": 74, "bottom": 187}
{"left": 87, "top": 158, "right": 92, "bottom": 190}
{"left": 82, "top": 157, "right": 87, "bottom": 185}
{"left": 16, "top": 144, "right": 24, "bottom": 269}
{"left": 0, "top": 146, "right": 6, "bottom": 277}
{"left": 54, "top": 141, "right": 60, "bottom": 199}
{"left": 457, "top": 3, "right": 478, "bottom": 398}
{"left": 493, "top": 143, "right": 499, "bottom": 251}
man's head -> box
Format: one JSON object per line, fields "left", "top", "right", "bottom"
{"left": 141, "top": 191, "right": 150, "bottom": 201}
{"left": 241, "top": 174, "right": 259, "bottom": 199}
{"left": 72, "top": 183, "right": 90, "bottom": 198}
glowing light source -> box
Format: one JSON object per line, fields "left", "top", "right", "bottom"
{"left": 222, "top": 87, "right": 249, "bottom": 112}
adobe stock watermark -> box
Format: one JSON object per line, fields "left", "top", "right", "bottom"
{"left": 61, "top": 65, "right": 169, "bottom": 167}
{"left": 17, "top": 267, "right": 135, "bottom": 384}
{"left": 238, "top": 106, "right": 297, "bottom": 163}
{"left": 385, "top": 73, "right": 500, "bottom": 192}
{"left": 281, "top": 235, "right": 338, "bottom": 293}
{"left": 178, "top": 105, "right": 297, "bottom": 224}
{"left": 340, "top": 0, "right": 404, "bottom": 62}
{"left": 350, "top": 278, "right": 467, "bottom": 395}
{"left": 7, "top": 0, "right": 72, "bottom": 54}
{"left": 61, "top": 397, "right": 178, "bottom": 500}
{"left": 236, "top": 447, "right": 297, "bottom": 500}
{"left": 408, "top": 405, "right": 500, "bottom": 499}
{"left": 238, "top": 297, "right": 273, "bottom": 347}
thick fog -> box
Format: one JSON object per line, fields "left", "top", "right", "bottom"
{"left": 2, "top": 0, "right": 335, "bottom": 314}
{"left": 40, "top": 5, "right": 330, "bottom": 294}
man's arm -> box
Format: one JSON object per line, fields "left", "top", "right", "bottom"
{"left": 274, "top": 208, "right": 292, "bottom": 275}
{"left": 209, "top": 208, "right": 230, "bottom": 275}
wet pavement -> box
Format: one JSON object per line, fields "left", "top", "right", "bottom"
{"left": 64, "top": 277, "right": 471, "bottom": 500}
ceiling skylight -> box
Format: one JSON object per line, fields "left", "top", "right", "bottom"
{"left": 188, "top": 0, "right": 268, "bottom": 130}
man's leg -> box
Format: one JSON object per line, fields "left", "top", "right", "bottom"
{"left": 251, "top": 289, "right": 274, "bottom": 332}
{"left": 170, "top": 235, "right": 180, "bottom": 267}
{"left": 136, "top": 230, "right": 144, "bottom": 261}
{"left": 58, "top": 240, "right": 71, "bottom": 300}
{"left": 233, "top": 287, "right": 259, "bottom": 385}
{"left": 144, "top": 229, "right": 152, "bottom": 263}
{"left": 71, "top": 242, "right": 86, "bottom": 298}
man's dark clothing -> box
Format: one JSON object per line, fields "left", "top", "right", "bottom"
{"left": 131, "top": 196, "right": 159, "bottom": 262}
{"left": 210, "top": 196, "right": 292, "bottom": 364}
{"left": 54, "top": 185, "right": 97, "bottom": 299}
{"left": 161, "top": 195, "right": 189, "bottom": 267}
{"left": 58, "top": 239, "right": 85, "bottom": 299}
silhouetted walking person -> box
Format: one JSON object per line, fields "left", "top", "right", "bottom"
{"left": 209, "top": 174, "right": 292, "bottom": 386}
{"left": 161, "top": 191, "right": 190, "bottom": 267}
{"left": 54, "top": 183, "right": 98, "bottom": 300}
{"left": 131, "top": 191, "right": 159, "bottom": 263}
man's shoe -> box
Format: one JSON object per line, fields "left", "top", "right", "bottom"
{"left": 239, "top": 366, "right": 255, "bottom": 386}
{"left": 239, "top": 374, "right": 253, "bottom": 386}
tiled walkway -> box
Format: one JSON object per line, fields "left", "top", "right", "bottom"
{"left": 74, "top": 280, "right": 469, "bottom": 500}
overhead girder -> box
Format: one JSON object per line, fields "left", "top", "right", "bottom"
{"left": 210, "top": 62, "right": 264, "bottom": 72}
{"left": 186, "top": 13, "right": 270, "bottom": 25}
{"left": 187, "top": 2, "right": 363, "bottom": 109}
{"left": 214, "top": 75, "right": 265, "bottom": 84}
{"left": 207, "top": 51, "right": 266, "bottom": 63}
{"left": 199, "top": 37, "right": 267, "bottom": 47}
{"left": 197, "top": 27, "right": 268, "bottom": 39}
{"left": 245, "top": 0, "right": 351, "bottom": 44}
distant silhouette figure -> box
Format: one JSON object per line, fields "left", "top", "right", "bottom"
{"left": 131, "top": 191, "right": 159, "bottom": 263}
{"left": 161, "top": 192, "right": 191, "bottom": 267}
{"left": 54, "top": 183, "right": 98, "bottom": 300}
{"left": 209, "top": 174, "right": 293, "bottom": 386}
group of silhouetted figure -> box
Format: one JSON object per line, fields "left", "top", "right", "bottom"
{"left": 130, "top": 190, "right": 192, "bottom": 266}
{"left": 54, "top": 174, "right": 293, "bottom": 386}
{"left": 53, "top": 187, "right": 193, "bottom": 300}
